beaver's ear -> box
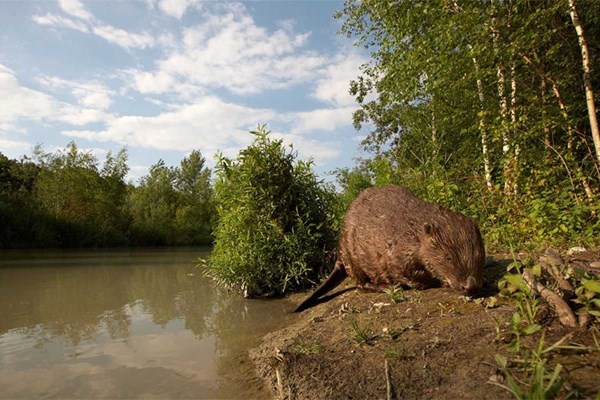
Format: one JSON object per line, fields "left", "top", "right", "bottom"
{"left": 423, "top": 222, "right": 436, "bottom": 237}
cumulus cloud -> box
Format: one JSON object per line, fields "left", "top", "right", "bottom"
{"left": 62, "top": 96, "right": 275, "bottom": 152}
{"left": 312, "top": 50, "right": 366, "bottom": 107}
{"left": 289, "top": 107, "right": 356, "bottom": 134}
{"left": 0, "top": 64, "right": 110, "bottom": 128}
{"left": 0, "top": 65, "right": 62, "bottom": 123}
{"left": 127, "top": 4, "right": 325, "bottom": 96}
{"left": 156, "top": 0, "right": 203, "bottom": 19}
{"left": 37, "top": 76, "right": 115, "bottom": 110}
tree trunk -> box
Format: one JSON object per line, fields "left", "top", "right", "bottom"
{"left": 541, "top": 76, "right": 551, "bottom": 152}
{"left": 509, "top": 64, "right": 519, "bottom": 194}
{"left": 523, "top": 53, "right": 596, "bottom": 202}
{"left": 471, "top": 52, "right": 494, "bottom": 192}
{"left": 568, "top": 0, "right": 600, "bottom": 166}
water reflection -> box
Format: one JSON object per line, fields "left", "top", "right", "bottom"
{"left": 0, "top": 248, "right": 293, "bottom": 399}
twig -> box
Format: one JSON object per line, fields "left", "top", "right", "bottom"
{"left": 385, "top": 360, "right": 393, "bottom": 400}
{"left": 522, "top": 268, "right": 577, "bottom": 327}
{"left": 276, "top": 368, "right": 285, "bottom": 400}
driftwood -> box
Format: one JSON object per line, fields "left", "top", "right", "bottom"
{"left": 522, "top": 268, "right": 578, "bottom": 327}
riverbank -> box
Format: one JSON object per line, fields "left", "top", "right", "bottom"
{"left": 250, "top": 251, "right": 600, "bottom": 399}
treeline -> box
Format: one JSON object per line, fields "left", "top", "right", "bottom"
{"left": 335, "top": 0, "right": 600, "bottom": 249}
{"left": 0, "top": 143, "right": 214, "bottom": 248}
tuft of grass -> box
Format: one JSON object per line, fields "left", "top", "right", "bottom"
{"left": 491, "top": 331, "right": 589, "bottom": 399}
{"left": 383, "top": 285, "right": 404, "bottom": 303}
{"left": 350, "top": 317, "right": 376, "bottom": 345}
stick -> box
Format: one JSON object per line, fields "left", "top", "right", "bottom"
{"left": 522, "top": 268, "right": 577, "bottom": 327}
{"left": 385, "top": 360, "right": 393, "bottom": 400}
{"left": 276, "top": 368, "right": 285, "bottom": 400}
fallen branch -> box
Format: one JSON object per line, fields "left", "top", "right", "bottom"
{"left": 522, "top": 268, "right": 577, "bottom": 327}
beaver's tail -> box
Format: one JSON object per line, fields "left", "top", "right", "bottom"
{"left": 293, "top": 262, "right": 348, "bottom": 313}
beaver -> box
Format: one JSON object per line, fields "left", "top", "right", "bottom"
{"left": 294, "top": 186, "right": 486, "bottom": 312}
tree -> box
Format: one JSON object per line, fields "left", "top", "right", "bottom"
{"left": 129, "top": 160, "right": 179, "bottom": 244}
{"left": 174, "top": 150, "right": 214, "bottom": 245}
{"left": 337, "top": 0, "right": 599, "bottom": 248}
{"left": 206, "top": 126, "right": 338, "bottom": 297}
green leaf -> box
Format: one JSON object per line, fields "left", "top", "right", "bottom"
{"left": 583, "top": 279, "right": 600, "bottom": 293}
{"left": 522, "top": 324, "right": 542, "bottom": 335}
{"left": 495, "top": 354, "right": 507, "bottom": 368}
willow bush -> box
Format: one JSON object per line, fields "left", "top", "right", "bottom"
{"left": 206, "top": 126, "right": 338, "bottom": 297}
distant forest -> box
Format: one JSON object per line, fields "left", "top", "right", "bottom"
{"left": 0, "top": 143, "right": 214, "bottom": 248}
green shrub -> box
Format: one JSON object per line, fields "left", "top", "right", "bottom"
{"left": 205, "top": 125, "right": 337, "bottom": 297}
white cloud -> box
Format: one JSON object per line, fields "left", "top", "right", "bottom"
{"left": 92, "top": 25, "right": 156, "bottom": 50}
{"left": 62, "top": 96, "right": 275, "bottom": 152}
{"left": 37, "top": 76, "right": 115, "bottom": 110}
{"left": 0, "top": 64, "right": 110, "bottom": 128}
{"left": 157, "top": 0, "right": 203, "bottom": 19}
{"left": 271, "top": 132, "right": 341, "bottom": 164}
{"left": 128, "top": 4, "right": 326, "bottom": 96}
{"left": 0, "top": 139, "right": 32, "bottom": 157}
{"left": 0, "top": 65, "right": 62, "bottom": 123}
{"left": 31, "top": 13, "right": 88, "bottom": 32}
{"left": 32, "top": 0, "right": 159, "bottom": 51}
{"left": 0, "top": 123, "right": 27, "bottom": 135}
{"left": 289, "top": 107, "right": 356, "bottom": 133}
{"left": 312, "top": 50, "right": 366, "bottom": 107}
{"left": 58, "top": 0, "right": 94, "bottom": 21}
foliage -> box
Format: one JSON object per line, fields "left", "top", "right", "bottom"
{"left": 0, "top": 143, "right": 214, "bottom": 248}
{"left": 335, "top": 0, "right": 600, "bottom": 250}
{"left": 493, "top": 334, "right": 572, "bottom": 400}
{"left": 128, "top": 151, "right": 214, "bottom": 246}
{"left": 206, "top": 125, "right": 337, "bottom": 296}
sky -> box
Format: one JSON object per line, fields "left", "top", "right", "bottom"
{"left": 0, "top": 0, "right": 371, "bottom": 183}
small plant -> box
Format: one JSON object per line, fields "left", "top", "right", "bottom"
{"left": 350, "top": 317, "right": 376, "bottom": 345}
{"left": 493, "top": 353, "right": 565, "bottom": 400}
{"left": 292, "top": 339, "right": 322, "bottom": 355}
{"left": 572, "top": 271, "right": 600, "bottom": 324}
{"left": 493, "top": 332, "right": 587, "bottom": 399}
{"left": 384, "top": 346, "right": 407, "bottom": 359}
{"left": 383, "top": 285, "right": 404, "bottom": 303}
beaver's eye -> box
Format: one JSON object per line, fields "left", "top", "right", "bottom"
{"left": 445, "top": 255, "right": 452, "bottom": 262}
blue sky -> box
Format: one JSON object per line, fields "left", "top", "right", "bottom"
{"left": 0, "top": 0, "right": 370, "bottom": 182}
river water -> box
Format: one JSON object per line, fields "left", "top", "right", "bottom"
{"left": 0, "top": 247, "right": 294, "bottom": 399}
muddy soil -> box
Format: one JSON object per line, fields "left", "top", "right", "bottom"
{"left": 250, "top": 253, "right": 600, "bottom": 399}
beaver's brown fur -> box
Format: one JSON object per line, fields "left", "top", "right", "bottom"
{"left": 294, "top": 186, "right": 486, "bottom": 312}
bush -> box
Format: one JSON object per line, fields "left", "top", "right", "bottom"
{"left": 206, "top": 126, "right": 338, "bottom": 297}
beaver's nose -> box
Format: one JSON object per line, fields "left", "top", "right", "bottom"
{"left": 461, "top": 275, "right": 479, "bottom": 295}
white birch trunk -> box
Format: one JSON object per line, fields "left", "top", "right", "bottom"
{"left": 471, "top": 52, "right": 493, "bottom": 192}
{"left": 568, "top": 0, "right": 600, "bottom": 166}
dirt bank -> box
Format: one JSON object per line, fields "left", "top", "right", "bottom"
{"left": 250, "top": 254, "right": 600, "bottom": 399}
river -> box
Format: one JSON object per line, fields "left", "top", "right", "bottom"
{"left": 0, "top": 247, "right": 294, "bottom": 399}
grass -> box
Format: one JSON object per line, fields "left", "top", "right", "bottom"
{"left": 350, "top": 316, "right": 377, "bottom": 345}
{"left": 383, "top": 285, "right": 404, "bottom": 303}
{"left": 292, "top": 339, "right": 322, "bottom": 355}
{"left": 493, "top": 252, "right": 600, "bottom": 399}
